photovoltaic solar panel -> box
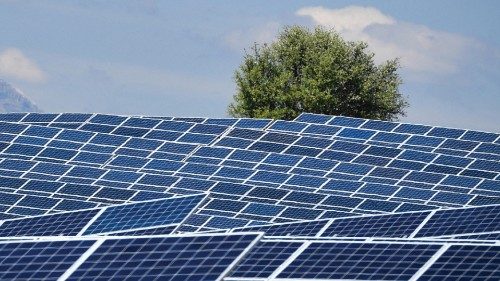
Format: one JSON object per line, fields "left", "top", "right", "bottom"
{"left": 68, "top": 233, "right": 260, "bottom": 281}
{"left": 82, "top": 194, "right": 205, "bottom": 235}
{"left": 419, "top": 245, "right": 500, "bottom": 280}
{"left": 277, "top": 242, "right": 441, "bottom": 280}
{"left": 0, "top": 239, "right": 94, "bottom": 280}
{"left": 413, "top": 204, "right": 500, "bottom": 238}
{"left": 0, "top": 209, "right": 99, "bottom": 237}
{"left": 0, "top": 111, "right": 499, "bottom": 280}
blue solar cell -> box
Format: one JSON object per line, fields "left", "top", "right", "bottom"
{"left": 420, "top": 245, "right": 500, "bottom": 281}
{"left": 322, "top": 179, "right": 363, "bottom": 192}
{"left": 362, "top": 120, "right": 398, "bottom": 131}
{"left": 286, "top": 175, "right": 327, "bottom": 188}
{"left": 180, "top": 162, "right": 219, "bottom": 175}
{"left": 279, "top": 242, "right": 439, "bottom": 280}
{"left": 395, "top": 187, "right": 435, "bottom": 200}
{"left": 215, "top": 166, "right": 254, "bottom": 179}
{"left": 477, "top": 180, "right": 500, "bottom": 191}
{"left": 54, "top": 113, "right": 92, "bottom": 122}
{"left": 399, "top": 150, "right": 436, "bottom": 162}
{"left": 295, "top": 113, "right": 332, "bottom": 123}
{"left": 285, "top": 146, "right": 322, "bottom": 157}
{"left": 80, "top": 123, "right": 115, "bottom": 133}
{"left": 247, "top": 186, "right": 288, "bottom": 200}
{"left": 0, "top": 113, "right": 26, "bottom": 122}
{"left": 440, "top": 138, "right": 478, "bottom": 151}
{"left": 178, "top": 133, "right": 216, "bottom": 144}
{"left": 359, "top": 183, "right": 398, "bottom": 196}
{"left": 215, "top": 137, "right": 253, "bottom": 149}
{"left": 0, "top": 122, "right": 27, "bottom": 134}
{"left": 394, "top": 123, "right": 432, "bottom": 134}
{"left": 281, "top": 207, "right": 321, "bottom": 220}
{"left": 210, "top": 182, "right": 251, "bottom": 195}
{"left": 359, "top": 199, "right": 399, "bottom": 212}
{"left": 38, "top": 148, "right": 78, "bottom": 160}
{"left": 70, "top": 234, "right": 258, "bottom": 281}
{"left": 206, "top": 199, "right": 247, "bottom": 212}
{"left": 428, "top": 127, "right": 465, "bottom": 138}
{"left": 462, "top": 130, "right": 498, "bottom": 142}
{"left": 4, "top": 143, "right": 43, "bottom": 156}
{"left": 138, "top": 174, "right": 178, "bottom": 186}
{"left": 470, "top": 159, "right": 500, "bottom": 172}
{"left": 337, "top": 128, "right": 376, "bottom": 139}
{"left": 406, "top": 135, "right": 443, "bottom": 147}
{"left": 330, "top": 140, "right": 367, "bottom": 153}
{"left": 228, "top": 128, "right": 265, "bottom": 140}
{"left": 415, "top": 205, "right": 500, "bottom": 237}
{"left": 298, "top": 157, "right": 337, "bottom": 171}
{"left": 250, "top": 171, "right": 290, "bottom": 184}
{"left": 323, "top": 211, "right": 430, "bottom": 238}
{"left": 84, "top": 195, "right": 204, "bottom": 235}
{"left": 371, "top": 131, "right": 409, "bottom": 143}
{"left": 243, "top": 202, "right": 284, "bottom": 216}
{"left": 23, "top": 126, "right": 60, "bottom": 138}
{"left": 0, "top": 209, "right": 99, "bottom": 236}
{"left": 364, "top": 146, "right": 401, "bottom": 157}
{"left": 0, "top": 240, "right": 94, "bottom": 280}
{"left": 329, "top": 116, "right": 365, "bottom": 127}
{"left": 155, "top": 120, "right": 193, "bottom": 131}
{"left": 302, "top": 124, "right": 341, "bottom": 135}
{"left": 432, "top": 191, "right": 472, "bottom": 205}
{"left": 234, "top": 118, "right": 271, "bottom": 129}
{"left": 249, "top": 141, "right": 288, "bottom": 153}
{"left": 22, "top": 180, "right": 63, "bottom": 192}
{"left": 319, "top": 150, "right": 356, "bottom": 162}
{"left": 405, "top": 171, "right": 446, "bottom": 184}
{"left": 230, "top": 241, "right": 302, "bottom": 278}
{"left": 122, "top": 117, "right": 161, "bottom": 128}
{"left": 90, "top": 114, "right": 127, "bottom": 125}
{"left": 144, "top": 130, "right": 182, "bottom": 141}
{"left": 194, "top": 147, "right": 232, "bottom": 158}
{"left": 189, "top": 123, "right": 227, "bottom": 134}
{"left": 270, "top": 120, "right": 308, "bottom": 132}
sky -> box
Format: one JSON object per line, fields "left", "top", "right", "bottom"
{"left": 0, "top": 0, "right": 499, "bottom": 131}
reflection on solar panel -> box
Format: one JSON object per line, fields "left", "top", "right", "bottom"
{"left": 0, "top": 112, "right": 498, "bottom": 280}
{"left": 0, "top": 194, "right": 205, "bottom": 237}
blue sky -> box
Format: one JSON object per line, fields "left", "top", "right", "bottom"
{"left": 0, "top": 0, "right": 499, "bottom": 131}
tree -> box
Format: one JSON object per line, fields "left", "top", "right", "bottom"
{"left": 228, "top": 26, "right": 408, "bottom": 121}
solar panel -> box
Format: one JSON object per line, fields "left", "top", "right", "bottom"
{"left": 0, "top": 194, "right": 204, "bottom": 237}
{"left": 83, "top": 194, "right": 205, "bottom": 235}
{"left": 0, "top": 111, "right": 499, "bottom": 280}
{"left": 0, "top": 239, "right": 94, "bottom": 280}
{"left": 277, "top": 242, "right": 440, "bottom": 279}
{"left": 418, "top": 245, "right": 500, "bottom": 280}
{"left": 67, "top": 233, "right": 260, "bottom": 281}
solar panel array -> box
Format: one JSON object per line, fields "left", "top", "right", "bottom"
{"left": 0, "top": 112, "right": 498, "bottom": 280}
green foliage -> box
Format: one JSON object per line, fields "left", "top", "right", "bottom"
{"left": 228, "top": 26, "right": 408, "bottom": 121}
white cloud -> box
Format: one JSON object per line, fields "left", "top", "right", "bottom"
{"left": 0, "top": 48, "right": 46, "bottom": 82}
{"left": 225, "top": 22, "right": 281, "bottom": 51}
{"left": 296, "top": 6, "right": 480, "bottom": 76}
{"left": 296, "top": 6, "right": 395, "bottom": 33}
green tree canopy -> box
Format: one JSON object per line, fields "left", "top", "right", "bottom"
{"left": 228, "top": 26, "right": 408, "bottom": 121}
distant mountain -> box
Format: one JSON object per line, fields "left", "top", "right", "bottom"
{"left": 0, "top": 79, "right": 41, "bottom": 112}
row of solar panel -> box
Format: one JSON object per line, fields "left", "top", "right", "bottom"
{"left": 1, "top": 131, "right": 498, "bottom": 201}
{"left": 0, "top": 194, "right": 203, "bottom": 237}
{"left": 3, "top": 158, "right": 499, "bottom": 232}
{"left": 2, "top": 138, "right": 498, "bottom": 203}
{"left": 228, "top": 237, "right": 499, "bottom": 280}
{"left": 3, "top": 116, "right": 499, "bottom": 165}
{"left": 3, "top": 197, "right": 499, "bottom": 240}
{"left": 1, "top": 151, "right": 499, "bottom": 231}
{"left": 2, "top": 112, "right": 498, "bottom": 148}
{"left": 0, "top": 233, "right": 260, "bottom": 281}
{"left": 3, "top": 153, "right": 496, "bottom": 210}
{"left": 1, "top": 121, "right": 498, "bottom": 188}
{"left": 9, "top": 112, "right": 500, "bottom": 163}
{"left": 218, "top": 204, "right": 500, "bottom": 239}
{"left": 0, "top": 234, "right": 497, "bottom": 281}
